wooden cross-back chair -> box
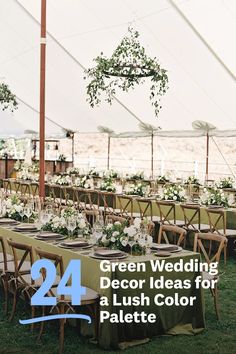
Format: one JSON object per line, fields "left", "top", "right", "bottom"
{"left": 193, "top": 232, "right": 227, "bottom": 320}
{"left": 206, "top": 208, "right": 236, "bottom": 260}
{"left": 135, "top": 198, "right": 154, "bottom": 221}
{"left": 35, "top": 247, "right": 99, "bottom": 354}
{"left": 82, "top": 209, "right": 99, "bottom": 227}
{"left": 116, "top": 195, "right": 135, "bottom": 218}
{"left": 180, "top": 204, "right": 209, "bottom": 232}
{"left": 6, "top": 239, "right": 34, "bottom": 322}
{"left": 72, "top": 187, "right": 87, "bottom": 210}
{"left": 86, "top": 190, "right": 99, "bottom": 210}
{"left": 98, "top": 191, "right": 115, "bottom": 216}
{"left": 0, "top": 236, "right": 14, "bottom": 313}
{"left": 157, "top": 224, "right": 187, "bottom": 246}
{"left": 30, "top": 182, "right": 39, "bottom": 197}
{"left": 2, "top": 179, "right": 11, "bottom": 194}
{"left": 156, "top": 200, "right": 184, "bottom": 226}
{"left": 20, "top": 182, "right": 31, "bottom": 197}
{"left": 105, "top": 214, "right": 128, "bottom": 225}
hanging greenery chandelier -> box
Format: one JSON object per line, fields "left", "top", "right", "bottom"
{"left": 85, "top": 27, "right": 169, "bottom": 117}
{"left": 0, "top": 82, "right": 18, "bottom": 112}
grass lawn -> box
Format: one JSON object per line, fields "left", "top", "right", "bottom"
{"left": 0, "top": 258, "right": 236, "bottom": 354}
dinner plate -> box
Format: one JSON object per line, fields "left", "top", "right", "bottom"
{"left": 154, "top": 251, "right": 171, "bottom": 257}
{"left": 89, "top": 253, "right": 128, "bottom": 260}
{"left": 14, "top": 224, "right": 38, "bottom": 232}
{"left": 151, "top": 243, "right": 182, "bottom": 253}
{"left": 94, "top": 249, "right": 125, "bottom": 257}
{"left": 58, "top": 243, "right": 93, "bottom": 250}
{"left": 34, "top": 235, "right": 66, "bottom": 241}
{"left": 0, "top": 218, "right": 19, "bottom": 224}
{"left": 35, "top": 232, "right": 63, "bottom": 239}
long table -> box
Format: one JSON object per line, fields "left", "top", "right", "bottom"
{"left": 0, "top": 226, "right": 205, "bottom": 349}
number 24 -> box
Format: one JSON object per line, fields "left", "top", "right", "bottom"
{"left": 31, "top": 259, "right": 86, "bottom": 306}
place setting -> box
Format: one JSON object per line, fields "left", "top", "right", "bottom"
{"left": 150, "top": 243, "right": 183, "bottom": 257}
{"left": 89, "top": 248, "right": 128, "bottom": 260}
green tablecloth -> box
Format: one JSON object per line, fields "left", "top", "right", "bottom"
{"left": 0, "top": 227, "right": 205, "bottom": 349}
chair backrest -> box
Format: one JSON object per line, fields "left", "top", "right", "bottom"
{"left": 180, "top": 204, "right": 201, "bottom": 230}
{"left": 117, "top": 195, "right": 133, "bottom": 217}
{"left": 72, "top": 187, "right": 88, "bottom": 210}
{"left": 83, "top": 209, "right": 99, "bottom": 227}
{"left": 193, "top": 232, "right": 227, "bottom": 264}
{"left": 35, "top": 247, "right": 64, "bottom": 278}
{"left": 35, "top": 247, "right": 64, "bottom": 299}
{"left": 136, "top": 198, "right": 153, "bottom": 220}
{"left": 105, "top": 214, "right": 127, "bottom": 224}
{"left": 206, "top": 208, "right": 226, "bottom": 235}
{"left": 7, "top": 238, "right": 34, "bottom": 284}
{"left": 156, "top": 200, "right": 176, "bottom": 224}
{"left": 0, "top": 235, "right": 8, "bottom": 272}
{"left": 98, "top": 191, "right": 114, "bottom": 214}
{"left": 158, "top": 224, "right": 186, "bottom": 246}
{"left": 86, "top": 190, "right": 99, "bottom": 210}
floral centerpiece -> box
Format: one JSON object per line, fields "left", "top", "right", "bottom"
{"left": 126, "top": 183, "right": 145, "bottom": 196}
{"left": 201, "top": 187, "right": 229, "bottom": 207}
{"left": 157, "top": 175, "right": 170, "bottom": 183}
{"left": 161, "top": 184, "right": 186, "bottom": 202}
{"left": 127, "top": 171, "right": 144, "bottom": 180}
{"left": 98, "top": 218, "right": 152, "bottom": 254}
{"left": 103, "top": 169, "right": 119, "bottom": 179}
{"left": 184, "top": 176, "right": 201, "bottom": 185}
{"left": 88, "top": 168, "right": 100, "bottom": 177}
{"left": 74, "top": 175, "right": 93, "bottom": 189}
{"left": 42, "top": 206, "right": 89, "bottom": 237}
{"left": 217, "top": 177, "right": 235, "bottom": 189}
{"left": 2, "top": 195, "right": 24, "bottom": 221}
{"left": 100, "top": 178, "right": 116, "bottom": 192}
{"left": 67, "top": 167, "right": 80, "bottom": 175}
{"left": 14, "top": 160, "right": 22, "bottom": 172}
{"left": 17, "top": 170, "right": 39, "bottom": 182}
{"left": 51, "top": 175, "right": 72, "bottom": 186}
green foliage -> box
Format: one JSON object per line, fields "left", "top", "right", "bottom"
{"left": 0, "top": 83, "right": 18, "bottom": 112}
{"left": 85, "top": 27, "right": 168, "bottom": 117}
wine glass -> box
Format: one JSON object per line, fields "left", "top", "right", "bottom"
{"left": 138, "top": 234, "right": 146, "bottom": 256}
{"left": 19, "top": 207, "right": 25, "bottom": 223}
{"left": 24, "top": 205, "right": 32, "bottom": 224}
{"left": 67, "top": 217, "right": 77, "bottom": 239}
{"left": 128, "top": 235, "right": 136, "bottom": 256}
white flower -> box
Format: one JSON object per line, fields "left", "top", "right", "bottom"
{"left": 114, "top": 221, "right": 121, "bottom": 226}
{"left": 111, "top": 237, "right": 116, "bottom": 242}
{"left": 112, "top": 231, "right": 119, "bottom": 237}
{"left": 5, "top": 200, "right": 12, "bottom": 209}
{"left": 14, "top": 204, "right": 23, "bottom": 213}
{"left": 124, "top": 225, "right": 136, "bottom": 237}
{"left": 173, "top": 196, "right": 177, "bottom": 200}
{"left": 106, "top": 224, "right": 113, "bottom": 230}
{"left": 121, "top": 239, "right": 128, "bottom": 247}
{"left": 147, "top": 235, "right": 153, "bottom": 244}
{"left": 78, "top": 219, "right": 86, "bottom": 229}
{"left": 133, "top": 218, "right": 141, "bottom": 229}
{"left": 101, "top": 236, "right": 110, "bottom": 246}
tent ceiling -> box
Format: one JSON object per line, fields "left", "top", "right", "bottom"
{"left": 0, "top": 0, "right": 236, "bottom": 135}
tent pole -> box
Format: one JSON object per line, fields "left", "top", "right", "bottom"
{"left": 205, "top": 133, "right": 209, "bottom": 181}
{"left": 151, "top": 133, "right": 154, "bottom": 179}
{"left": 39, "top": 0, "right": 46, "bottom": 198}
{"left": 71, "top": 133, "right": 74, "bottom": 167}
{"left": 107, "top": 136, "right": 111, "bottom": 170}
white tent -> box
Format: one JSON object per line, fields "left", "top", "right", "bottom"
{"left": 0, "top": 0, "right": 236, "bottom": 136}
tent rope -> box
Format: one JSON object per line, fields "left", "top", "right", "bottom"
{"left": 211, "top": 136, "right": 236, "bottom": 178}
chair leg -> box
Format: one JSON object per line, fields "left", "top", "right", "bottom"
{"left": 1, "top": 276, "right": 9, "bottom": 314}
{"left": 58, "top": 304, "right": 65, "bottom": 354}
{"left": 213, "top": 287, "right": 220, "bottom": 320}
{"left": 31, "top": 306, "right": 35, "bottom": 331}
{"left": 9, "top": 288, "right": 18, "bottom": 322}
{"left": 37, "top": 306, "right": 45, "bottom": 341}
{"left": 224, "top": 245, "right": 227, "bottom": 266}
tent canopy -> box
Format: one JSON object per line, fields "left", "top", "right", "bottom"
{"left": 0, "top": 0, "right": 236, "bottom": 136}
